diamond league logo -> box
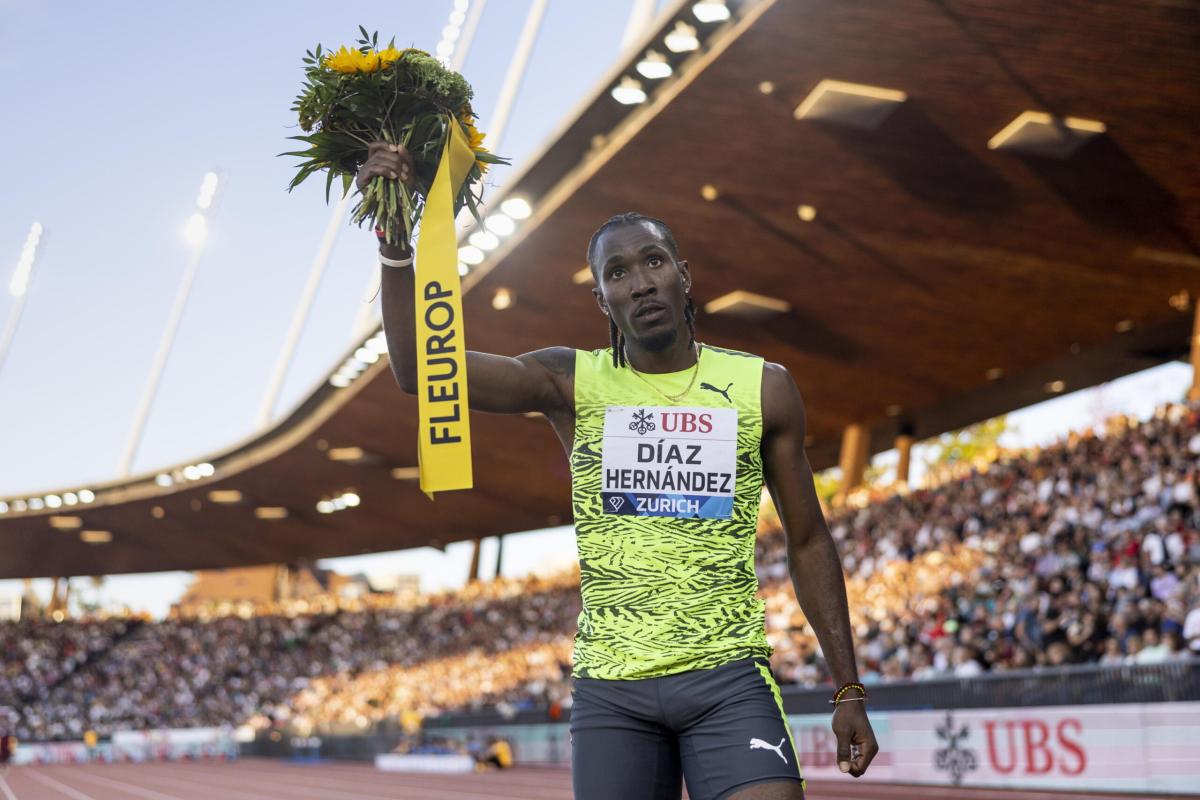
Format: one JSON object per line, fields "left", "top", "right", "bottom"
{"left": 628, "top": 409, "right": 656, "bottom": 435}
{"left": 607, "top": 496, "right": 625, "bottom": 512}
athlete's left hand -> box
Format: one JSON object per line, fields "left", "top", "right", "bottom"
{"left": 832, "top": 702, "right": 878, "bottom": 777}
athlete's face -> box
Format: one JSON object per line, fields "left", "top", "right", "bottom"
{"left": 591, "top": 221, "right": 691, "bottom": 352}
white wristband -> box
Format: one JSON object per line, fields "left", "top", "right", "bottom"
{"left": 380, "top": 252, "right": 414, "bottom": 268}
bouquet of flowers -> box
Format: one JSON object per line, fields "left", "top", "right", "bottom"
{"left": 282, "top": 27, "right": 507, "bottom": 246}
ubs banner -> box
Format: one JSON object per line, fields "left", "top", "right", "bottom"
{"left": 455, "top": 702, "right": 1198, "bottom": 795}
{"left": 790, "top": 702, "right": 1200, "bottom": 794}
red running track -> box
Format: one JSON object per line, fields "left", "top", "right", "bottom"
{"left": 0, "top": 760, "right": 1189, "bottom": 800}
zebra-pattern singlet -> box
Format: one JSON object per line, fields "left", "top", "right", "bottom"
{"left": 570, "top": 343, "right": 772, "bottom": 679}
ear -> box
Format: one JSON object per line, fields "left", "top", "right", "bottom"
{"left": 592, "top": 287, "right": 609, "bottom": 316}
{"left": 678, "top": 259, "right": 691, "bottom": 293}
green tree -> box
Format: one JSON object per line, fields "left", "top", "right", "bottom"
{"left": 812, "top": 468, "right": 842, "bottom": 506}
{"left": 922, "top": 415, "right": 1011, "bottom": 483}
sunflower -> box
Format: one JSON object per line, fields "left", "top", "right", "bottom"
{"left": 460, "top": 119, "right": 490, "bottom": 173}
{"left": 324, "top": 45, "right": 382, "bottom": 74}
{"left": 378, "top": 46, "right": 403, "bottom": 67}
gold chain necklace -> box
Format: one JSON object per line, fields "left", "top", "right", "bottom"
{"left": 626, "top": 344, "right": 703, "bottom": 403}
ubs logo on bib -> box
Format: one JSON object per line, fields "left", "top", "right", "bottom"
{"left": 628, "top": 409, "right": 656, "bottom": 435}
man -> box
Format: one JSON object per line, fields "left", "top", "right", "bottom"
{"left": 0, "top": 730, "right": 12, "bottom": 776}
{"left": 357, "top": 143, "right": 878, "bottom": 800}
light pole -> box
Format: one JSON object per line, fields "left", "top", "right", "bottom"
{"left": 0, "top": 222, "right": 45, "bottom": 380}
{"left": 119, "top": 172, "right": 220, "bottom": 477}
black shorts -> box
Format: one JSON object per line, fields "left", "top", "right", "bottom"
{"left": 570, "top": 656, "right": 805, "bottom": 800}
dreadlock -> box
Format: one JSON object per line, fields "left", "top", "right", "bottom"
{"left": 588, "top": 212, "right": 696, "bottom": 368}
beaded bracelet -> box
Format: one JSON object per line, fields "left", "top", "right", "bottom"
{"left": 830, "top": 682, "right": 867, "bottom": 705}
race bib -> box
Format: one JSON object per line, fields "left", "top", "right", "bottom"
{"left": 601, "top": 406, "right": 738, "bottom": 519}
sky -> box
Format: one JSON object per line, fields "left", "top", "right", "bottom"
{"left": 1, "top": 1, "right": 1194, "bottom": 617}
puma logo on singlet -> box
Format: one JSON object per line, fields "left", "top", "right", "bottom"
{"left": 700, "top": 381, "right": 733, "bottom": 403}
{"left": 749, "top": 737, "right": 788, "bottom": 764}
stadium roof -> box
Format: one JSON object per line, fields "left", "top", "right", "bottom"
{"left": 3, "top": 0, "right": 1199, "bottom": 578}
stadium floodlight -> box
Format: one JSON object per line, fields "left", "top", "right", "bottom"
{"left": 197, "top": 462, "right": 215, "bottom": 477}
{"left": 664, "top": 21, "right": 700, "bottom": 52}
{"left": 78, "top": 489, "right": 95, "bottom": 503}
{"left": 316, "top": 500, "right": 335, "bottom": 514}
{"left": 12, "top": 500, "right": 26, "bottom": 512}
{"left": 329, "top": 374, "right": 351, "bottom": 388}
{"left": 459, "top": 245, "right": 485, "bottom": 265}
{"left": 0, "top": 222, "right": 46, "bottom": 380}
{"left": 0, "top": 501, "right": 7, "bottom": 514}
{"left": 612, "top": 76, "right": 648, "bottom": 105}
{"left": 195, "top": 172, "right": 219, "bottom": 210}
{"left": 636, "top": 51, "right": 673, "bottom": 80}
{"left": 458, "top": 262, "right": 470, "bottom": 276}
{"left": 123, "top": 171, "right": 221, "bottom": 476}
{"left": 442, "top": 24, "right": 461, "bottom": 42}
{"left": 155, "top": 473, "right": 173, "bottom": 487}
{"left": 354, "top": 346, "right": 379, "bottom": 364}
{"left": 692, "top": 0, "right": 730, "bottom": 23}
{"left": 469, "top": 230, "right": 500, "bottom": 251}
{"left": 500, "top": 197, "right": 532, "bottom": 219}
{"left": 342, "top": 492, "right": 361, "bottom": 507}
{"left": 485, "top": 213, "right": 515, "bottom": 236}
{"left": 183, "top": 465, "right": 202, "bottom": 481}
{"left": 28, "top": 497, "right": 44, "bottom": 511}
{"left": 63, "top": 492, "right": 78, "bottom": 506}
{"left": 182, "top": 212, "right": 207, "bottom": 247}
{"left": 366, "top": 336, "right": 387, "bottom": 355}
{"left": 45, "top": 495, "right": 62, "bottom": 509}
{"left": 8, "top": 221, "right": 42, "bottom": 298}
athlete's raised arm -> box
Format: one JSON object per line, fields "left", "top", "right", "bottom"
{"left": 761, "top": 362, "right": 879, "bottom": 778}
{"left": 357, "top": 142, "right": 573, "bottom": 417}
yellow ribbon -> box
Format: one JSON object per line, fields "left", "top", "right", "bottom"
{"left": 414, "top": 116, "right": 476, "bottom": 498}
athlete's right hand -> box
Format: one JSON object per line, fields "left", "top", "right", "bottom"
{"left": 356, "top": 141, "right": 416, "bottom": 194}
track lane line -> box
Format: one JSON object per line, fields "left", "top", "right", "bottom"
{"left": 155, "top": 762, "right": 527, "bottom": 800}
{"left": 123, "top": 764, "right": 402, "bottom": 800}
{"left": 216, "top": 761, "right": 563, "bottom": 799}
{"left": 224, "top": 760, "right": 571, "bottom": 798}
{"left": 23, "top": 771, "right": 98, "bottom": 800}
{"left": 0, "top": 773, "right": 18, "bottom": 800}
{"left": 54, "top": 769, "right": 188, "bottom": 800}
{"left": 92, "top": 764, "right": 287, "bottom": 800}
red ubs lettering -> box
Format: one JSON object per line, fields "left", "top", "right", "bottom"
{"left": 983, "top": 718, "right": 1087, "bottom": 776}
{"left": 660, "top": 412, "right": 713, "bottom": 433}
{"left": 802, "top": 724, "right": 836, "bottom": 769}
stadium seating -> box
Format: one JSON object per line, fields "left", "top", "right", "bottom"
{"left": 3, "top": 403, "right": 1198, "bottom": 741}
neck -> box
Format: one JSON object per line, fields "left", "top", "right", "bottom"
{"left": 624, "top": 331, "right": 698, "bottom": 373}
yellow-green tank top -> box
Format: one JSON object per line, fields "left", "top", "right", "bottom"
{"left": 570, "top": 343, "right": 772, "bottom": 679}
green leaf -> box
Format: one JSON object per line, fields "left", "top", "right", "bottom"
{"left": 324, "top": 168, "right": 336, "bottom": 203}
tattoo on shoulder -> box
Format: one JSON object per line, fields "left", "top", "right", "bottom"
{"left": 531, "top": 347, "right": 576, "bottom": 378}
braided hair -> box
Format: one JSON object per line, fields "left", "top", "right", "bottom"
{"left": 586, "top": 212, "right": 697, "bottom": 368}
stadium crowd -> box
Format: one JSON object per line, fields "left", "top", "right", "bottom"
{"left": 758, "top": 402, "right": 1200, "bottom": 685}
{"left": 3, "top": 402, "right": 1198, "bottom": 741}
